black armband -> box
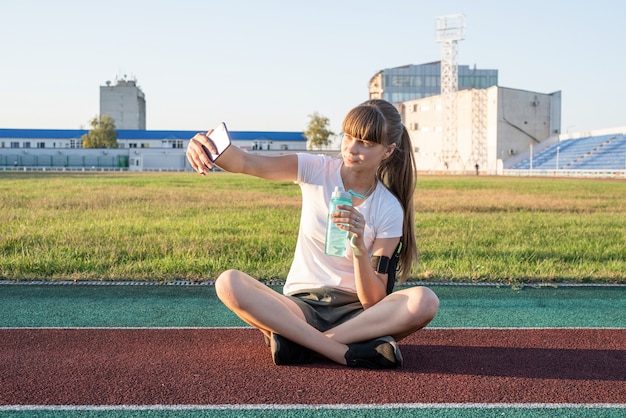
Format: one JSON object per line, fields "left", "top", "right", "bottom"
{"left": 372, "top": 242, "right": 403, "bottom": 295}
{"left": 371, "top": 255, "right": 391, "bottom": 274}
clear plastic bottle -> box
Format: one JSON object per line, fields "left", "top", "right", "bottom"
{"left": 325, "top": 186, "right": 352, "bottom": 257}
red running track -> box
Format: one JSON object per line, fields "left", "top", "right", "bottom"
{"left": 1, "top": 328, "right": 624, "bottom": 406}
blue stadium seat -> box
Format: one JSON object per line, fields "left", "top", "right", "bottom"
{"left": 512, "top": 134, "right": 626, "bottom": 170}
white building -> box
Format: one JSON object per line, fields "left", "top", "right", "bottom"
{"left": 402, "top": 86, "right": 562, "bottom": 173}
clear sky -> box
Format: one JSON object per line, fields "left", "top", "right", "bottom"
{"left": 1, "top": 0, "right": 624, "bottom": 136}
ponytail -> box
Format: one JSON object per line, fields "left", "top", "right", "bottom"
{"left": 377, "top": 124, "right": 418, "bottom": 283}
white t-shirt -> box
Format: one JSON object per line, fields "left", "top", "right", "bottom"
{"left": 284, "top": 153, "right": 403, "bottom": 295}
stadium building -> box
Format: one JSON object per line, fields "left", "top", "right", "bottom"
{"left": 402, "top": 85, "right": 562, "bottom": 173}
{"left": 369, "top": 63, "right": 560, "bottom": 173}
{"left": 0, "top": 129, "right": 307, "bottom": 171}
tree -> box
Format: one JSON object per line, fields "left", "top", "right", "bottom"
{"left": 81, "top": 115, "right": 118, "bottom": 148}
{"left": 304, "top": 112, "right": 334, "bottom": 150}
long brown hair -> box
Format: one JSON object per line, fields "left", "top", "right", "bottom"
{"left": 342, "top": 99, "right": 418, "bottom": 283}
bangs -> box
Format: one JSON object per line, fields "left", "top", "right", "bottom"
{"left": 342, "top": 105, "right": 388, "bottom": 145}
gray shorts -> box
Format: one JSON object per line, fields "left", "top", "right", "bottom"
{"left": 285, "top": 287, "right": 364, "bottom": 332}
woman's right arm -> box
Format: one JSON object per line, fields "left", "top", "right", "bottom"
{"left": 186, "top": 132, "right": 298, "bottom": 182}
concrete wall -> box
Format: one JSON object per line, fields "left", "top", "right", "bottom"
{"left": 495, "top": 87, "right": 560, "bottom": 163}
{"left": 403, "top": 86, "right": 561, "bottom": 173}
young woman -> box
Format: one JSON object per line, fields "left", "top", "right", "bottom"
{"left": 186, "top": 100, "right": 439, "bottom": 368}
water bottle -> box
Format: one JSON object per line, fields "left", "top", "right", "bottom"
{"left": 325, "top": 186, "right": 352, "bottom": 257}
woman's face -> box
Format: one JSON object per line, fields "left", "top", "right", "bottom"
{"left": 341, "top": 134, "right": 393, "bottom": 170}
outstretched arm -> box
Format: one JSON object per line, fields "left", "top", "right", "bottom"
{"left": 186, "top": 131, "right": 298, "bottom": 182}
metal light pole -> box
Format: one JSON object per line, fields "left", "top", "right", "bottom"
{"left": 555, "top": 146, "right": 560, "bottom": 172}
{"left": 436, "top": 14, "right": 465, "bottom": 171}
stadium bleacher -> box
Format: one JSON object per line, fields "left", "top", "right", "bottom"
{"left": 513, "top": 133, "right": 626, "bottom": 170}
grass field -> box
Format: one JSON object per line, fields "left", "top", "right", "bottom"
{"left": 0, "top": 171, "right": 624, "bottom": 284}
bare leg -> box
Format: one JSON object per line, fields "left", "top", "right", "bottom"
{"left": 324, "top": 286, "right": 440, "bottom": 344}
{"left": 215, "top": 269, "right": 350, "bottom": 364}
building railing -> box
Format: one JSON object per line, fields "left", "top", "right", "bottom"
{"left": 503, "top": 169, "right": 626, "bottom": 179}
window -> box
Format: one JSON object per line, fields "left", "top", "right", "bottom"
{"left": 23, "top": 142, "right": 31, "bottom": 148}
{"left": 37, "top": 142, "right": 45, "bottom": 148}
{"left": 392, "top": 75, "right": 411, "bottom": 87}
{"left": 11, "top": 142, "right": 19, "bottom": 148}
{"left": 425, "top": 76, "right": 438, "bottom": 87}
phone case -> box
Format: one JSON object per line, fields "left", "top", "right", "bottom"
{"left": 207, "top": 122, "right": 232, "bottom": 161}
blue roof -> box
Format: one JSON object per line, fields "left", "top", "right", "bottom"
{"left": 0, "top": 129, "right": 88, "bottom": 139}
{"left": 0, "top": 128, "right": 306, "bottom": 142}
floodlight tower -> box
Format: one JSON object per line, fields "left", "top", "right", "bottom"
{"left": 436, "top": 14, "right": 465, "bottom": 171}
{"left": 469, "top": 88, "right": 489, "bottom": 173}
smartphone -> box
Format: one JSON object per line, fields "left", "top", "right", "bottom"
{"left": 206, "top": 122, "right": 232, "bottom": 162}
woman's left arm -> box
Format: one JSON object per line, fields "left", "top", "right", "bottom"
{"left": 353, "top": 237, "right": 400, "bottom": 309}
{"left": 334, "top": 204, "right": 400, "bottom": 308}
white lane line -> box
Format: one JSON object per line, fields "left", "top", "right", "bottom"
{"left": 1, "top": 403, "right": 625, "bottom": 411}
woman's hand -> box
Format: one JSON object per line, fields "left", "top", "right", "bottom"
{"left": 186, "top": 130, "right": 217, "bottom": 175}
{"left": 335, "top": 204, "right": 366, "bottom": 257}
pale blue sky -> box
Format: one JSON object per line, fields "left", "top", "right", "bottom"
{"left": 1, "top": 0, "right": 624, "bottom": 136}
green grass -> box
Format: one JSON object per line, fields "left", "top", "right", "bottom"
{"left": 415, "top": 176, "right": 625, "bottom": 283}
{"left": 0, "top": 171, "right": 624, "bottom": 284}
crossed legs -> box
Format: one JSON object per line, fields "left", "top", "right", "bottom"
{"left": 215, "top": 269, "right": 439, "bottom": 365}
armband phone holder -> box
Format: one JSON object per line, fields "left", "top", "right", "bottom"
{"left": 371, "top": 242, "right": 402, "bottom": 295}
